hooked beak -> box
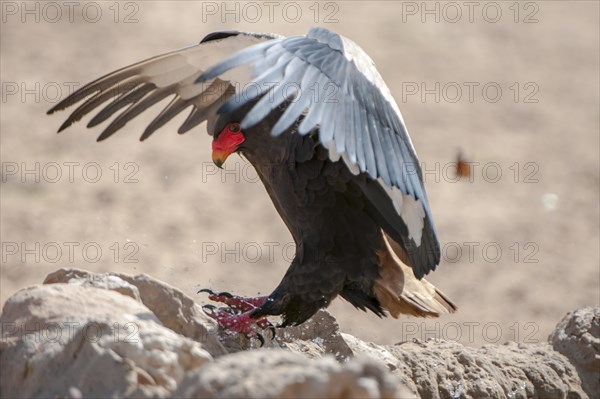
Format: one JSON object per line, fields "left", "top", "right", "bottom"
{"left": 212, "top": 150, "right": 228, "bottom": 169}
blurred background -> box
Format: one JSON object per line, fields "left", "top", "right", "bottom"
{"left": 1, "top": 1, "right": 598, "bottom": 346}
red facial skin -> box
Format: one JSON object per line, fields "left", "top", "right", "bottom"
{"left": 212, "top": 123, "right": 245, "bottom": 168}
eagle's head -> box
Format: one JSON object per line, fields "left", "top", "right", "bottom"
{"left": 211, "top": 122, "right": 245, "bottom": 168}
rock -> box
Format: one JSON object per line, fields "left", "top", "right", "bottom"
{"left": 175, "top": 349, "right": 410, "bottom": 398}
{"left": 44, "top": 268, "right": 227, "bottom": 358}
{"left": 1, "top": 268, "right": 597, "bottom": 398}
{"left": 274, "top": 310, "right": 354, "bottom": 362}
{"left": 549, "top": 307, "right": 600, "bottom": 398}
{"left": 380, "top": 340, "right": 586, "bottom": 399}
{"left": 44, "top": 268, "right": 142, "bottom": 301}
{"left": 0, "top": 283, "right": 212, "bottom": 398}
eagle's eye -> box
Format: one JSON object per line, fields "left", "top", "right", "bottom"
{"left": 229, "top": 123, "right": 241, "bottom": 133}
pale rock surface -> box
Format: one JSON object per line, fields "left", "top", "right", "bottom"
{"left": 383, "top": 340, "right": 586, "bottom": 399}
{"left": 175, "top": 350, "right": 409, "bottom": 399}
{"left": 44, "top": 268, "right": 227, "bottom": 357}
{"left": 549, "top": 307, "right": 600, "bottom": 397}
{"left": 0, "top": 282, "right": 212, "bottom": 398}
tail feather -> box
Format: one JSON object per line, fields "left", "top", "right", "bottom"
{"left": 373, "top": 233, "right": 457, "bottom": 318}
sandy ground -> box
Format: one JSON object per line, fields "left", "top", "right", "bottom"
{"left": 1, "top": 1, "right": 598, "bottom": 347}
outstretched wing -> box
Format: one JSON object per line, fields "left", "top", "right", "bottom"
{"left": 47, "top": 31, "right": 281, "bottom": 141}
{"left": 197, "top": 27, "right": 440, "bottom": 277}
{"left": 48, "top": 27, "right": 440, "bottom": 278}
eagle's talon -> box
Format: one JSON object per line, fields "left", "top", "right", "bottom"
{"left": 201, "top": 304, "right": 218, "bottom": 316}
{"left": 268, "top": 324, "right": 276, "bottom": 340}
{"left": 201, "top": 303, "right": 216, "bottom": 311}
{"left": 253, "top": 318, "right": 276, "bottom": 340}
{"left": 200, "top": 289, "right": 268, "bottom": 312}
{"left": 202, "top": 304, "right": 236, "bottom": 319}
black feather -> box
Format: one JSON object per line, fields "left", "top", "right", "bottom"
{"left": 200, "top": 30, "right": 240, "bottom": 44}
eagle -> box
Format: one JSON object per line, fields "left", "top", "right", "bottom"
{"left": 48, "top": 27, "right": 456, "bottom": 337}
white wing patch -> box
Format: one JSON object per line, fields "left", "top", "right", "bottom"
{"left": 400, "top": 194, "right": 425, "bottom": 245}
{"left": 341, "top": 153, "right": 360, "bottom": 175}
{"left": 377, "top": 178, "right": 425, "bottom": 246}
{"left": 326, "top": 139, "right": 342, "bottom": 162}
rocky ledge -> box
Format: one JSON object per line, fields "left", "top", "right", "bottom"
{"left": 1, "top": 268, "right": 597, "bottom": 398}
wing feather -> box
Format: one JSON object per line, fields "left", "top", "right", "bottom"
{"left": 97, "top": 85, "right": 176, "bottom": 141}
{"left": 360, "top": 108, "right": 378, "bottom": 180}
{"left": 56, "top": 76, "right": 145, "bottom": 132}
{"left": 48, "top": 32, "right": 280, "bottom": 141}
{"left": 141, "top": 96, "right": 188, "bottom": 140}
{"left": 88, "top": 83, "right": 155, "bottom": 128}
{"left": 344, "top": 93, "right": 357, "bottom": 163}
{"left": 270, "top": 64, "right": 320, "bottom": 136}
{"left": 368, "top": 112, "right": 390, "bottom": 186}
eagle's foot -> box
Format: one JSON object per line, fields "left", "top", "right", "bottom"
{"left": 202, "top": 305, "right": 274, "bottom": 344}
{"left": 199, "top": 289, "right": 273, "bottom": 344}
{"left": 198, "top": 288, "right": 267, "bottom": 312}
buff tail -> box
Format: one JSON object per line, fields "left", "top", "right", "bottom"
{"left": 373, "top": 233, "right": 457, "bottom": 318}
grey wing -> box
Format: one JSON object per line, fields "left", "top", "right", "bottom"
{"left": 48, "top": 31, "right": 281, "bottom": 141}
{"left": 198, "top": 27, "right": 440, "bottom": 277}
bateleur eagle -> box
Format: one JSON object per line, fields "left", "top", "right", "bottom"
{"left": 48, "top": 27, "right": 456, "bottom": 335}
